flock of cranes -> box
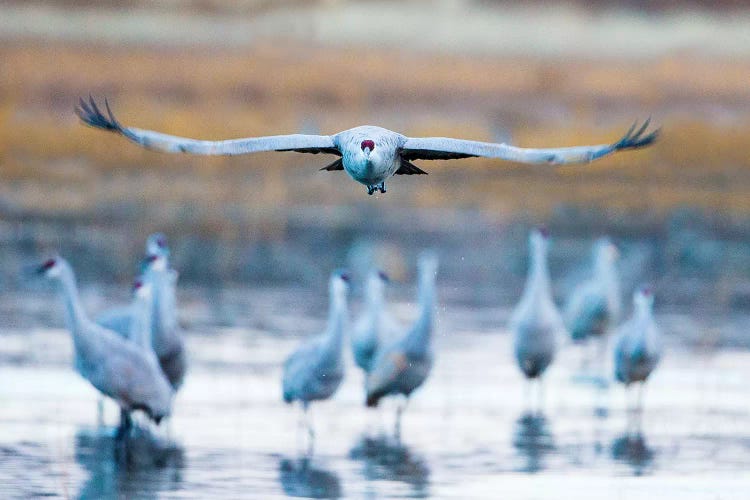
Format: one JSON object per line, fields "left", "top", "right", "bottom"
{"left": 23, "top": 100, "right": 664, "bottom": 457}
{"left": 34, "top": 229, "right": 661, "bottom": 454}
{"left": 510, "top": 228, "right": 662, "bottom": 423}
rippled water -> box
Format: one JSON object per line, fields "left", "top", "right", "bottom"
{"left": 1, "top": 286, "right": 749, "bottom": 499}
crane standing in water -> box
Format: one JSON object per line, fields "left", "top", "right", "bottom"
{"left": 564, "top": 237, "right": 622, "bottom": 384}
{"left": 365, "top": 252, "right": 438, "bottom": 439}
{"left": 97, "top": 234, "right": 187, "bottom": 392}
{"left": 282, "top": 271, "right": 350, "bottom": 452}
{"left": 37, "top": 257, "right": 173, "bottom": 440}
{"left": 509, "top": 228, "right": 566, "bottom": 414}
{"left": 613, "top": 286, "right": 663, "bottom": 432}
{"left": 351, "top": 269, "right": 395, "bottom": 375}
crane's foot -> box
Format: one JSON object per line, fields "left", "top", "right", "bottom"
{"left": 377, "top": 182, "right": 386, "bottom": 193}
{"left": 367, "top": 185, "right": 376, "bottom": 195}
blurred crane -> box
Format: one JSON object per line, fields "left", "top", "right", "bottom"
{"left": 37, "top": 257, "right": 172, "bottom": 440}
{"left": 509, "top": 228, "right": 565, "bottom": 413}
{"left": 613, "top": 286, "right": 663, "bottom": 432}
{"left": 282, "top": 270, "right": 350, "bottom": 452}
{"left": 365, "top": 252, "right": 438, "bottom": 439}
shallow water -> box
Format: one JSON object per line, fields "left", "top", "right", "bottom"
{"left": 1, "top": 287, "right": 750, "bottom": 499}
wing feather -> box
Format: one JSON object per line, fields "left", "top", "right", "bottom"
{"left": 76, "top": 96, "right": 337, "bottom": 156}
{"left": 401, "top": 119, "right": 658, "bottom": 165}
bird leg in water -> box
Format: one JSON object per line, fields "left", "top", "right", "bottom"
{"left": 394, "top": 397, "right": 409, "bottom": 442}
{"left": 593, "top": 335, "right": 610, "bottom": 385}
{"left": 523, "top": 379, "right": 545, "bottom": 416}
{"left": 97, "top": 398, "right": 105, "bottom": 427}
{"left": 367, "top": 185, "right": 377, "bottom": 195}
{"left": 300, "top": 402, "right": 315, "bottom": 457}
{"left": 536, "top": 378, "right": 546, "bottom": 416}
{"left": 624, "top": 384, "right": 644, "bottom": 436}
{"left": 523, "top": 380, "right": 533, "bottom": 414}
{"left": 632, "top": 382, "right": 646, "bottom": 434}
{"left": 377, "top": 182, "right": 386, "bottom": 193}
{"left": 115, "top": 408, "right": 132, "bottom": 441}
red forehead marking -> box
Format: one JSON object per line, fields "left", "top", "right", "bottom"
{"left": 361, "top": 140, "right": 375, "bottom": 151}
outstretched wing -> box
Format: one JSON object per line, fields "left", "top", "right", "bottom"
{"left": 76, "top": 96, "right": 340, "bottom": 156}
{"left": 401, "top": 119, "right": 659, "bottom": 164}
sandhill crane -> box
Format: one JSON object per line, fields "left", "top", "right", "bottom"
{"left": 97, "top": 235, "right": 186, "bottom": 391}
{"left": 351, "top": 269, "right": 395, "bottom": 374}
{"left": 613, "top": 286, "right": 662, "bottom": 431}
{"left": 365, "top": 252, "right": 438, "bottom": 438}
{"left": 282, "top": 270, "right": 350, "bottom": 450}
{"left": 509, "top": 228, "right": 566, "bottom": 413}
{"left": 77, "top": 97, "right": 658, "bottom": 195}
{"left": 37, "top": 257, "right": 172, "bottom": 439}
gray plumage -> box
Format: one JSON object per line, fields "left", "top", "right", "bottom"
{"left": 510, "top": 229, "right": 565, "bottom": 380}
{"left": 614, "top": 287, "right": 662, "bottom": 386}
{"left": 282, "top": 271, "right": 350, "bottom": 407}
{"left": 564, "top": 237, "right": 622, "bottom": 342}
{"left": 77, "top": 96, "right": 659, "bottom": 195}
{"left": 96, "top": 234, "right": 186, "bottom": 391}
{"left": 351, "top": 269, "right": 396, "bottom": 374}
{"left": 38, "top": 257, "right": 173, "bottom": 423}
{"left": 365, "top": 252, "right": 438, "bottom": 408}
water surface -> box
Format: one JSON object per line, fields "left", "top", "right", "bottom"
{"left": 1, "top": 286, "right": 749, "bottom": 499}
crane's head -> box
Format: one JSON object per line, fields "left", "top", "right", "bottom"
{"left": 36, "top": 257, "right": 64, "bottom": 279}
{"left": 330, "top": 269, "right": 351, "bottom": 298}
{"left": 146, "top": 232, "right": 170, "bottom": 259}
{"left": 360, "top": 139, "right": 375, "bottom": 156}
{"left": 595, "top": 237, "right": 619, "bottom": 263}
{"left": 132, "top": 278, "right": 153, "bottom": 299}
{"left": 143, "top": 253, "right": 167, "bottom": 272}
{"left": 366, "top": 268, "right": 390, "bottom": 297}
{"left": 634, "top": 284, "right": 655, "bottom": 309}
{"left": 530, "top": 226, "right": 550, "bottom": 253}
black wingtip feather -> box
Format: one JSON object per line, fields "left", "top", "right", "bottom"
{"left": 75, "top": 95, "right": 122, "bottom": 132}
{"left": 612, "top": 118, "right": 660, "bottom": 151}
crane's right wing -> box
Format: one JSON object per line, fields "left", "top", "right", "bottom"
{"left": 76, "top": 96, "right": 340, "bottom": 156}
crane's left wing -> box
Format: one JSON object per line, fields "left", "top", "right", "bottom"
{"left": 76, "top": 96, "right": 340, "bottom": 156}
{"left": 400, "top": 120, "right": 658, "bottom": 164}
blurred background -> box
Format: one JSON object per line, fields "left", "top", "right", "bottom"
{"left": 1, "top": 0, "right": 749, "bottom": 303}
{"left": 2, "top": 0, "right": 750, "bottom": 308}
{"left": 1, "top": 1, "right": 750, "bottom": 498}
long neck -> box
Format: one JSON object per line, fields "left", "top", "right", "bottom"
{"left": 57, "top": 268, "right": 98, "bottom": 358}
{"left": 365, "top": 280, "right": 384, "bottom": 321}
{"left": 633, "top": 299, "right": 659, "bottom": 350}
{"left": 321, "top": 290, "right": 347, "bottom": 359}
{"left": 152, "top": 270, "right": 177, "bottom": 336}
{"left": 129, "top": 294, "right": 154, "bottom": 349}
{"left": 596, "top": 253, "right": 621, "bottom": 313}
{"left": 523, "top": 243, "right": 551, "bottom": 303}
{"left": 59, "top": 268, "right": 93, "bottom": 333}
{"left": 595, "top": 251, "right": 618, "bottom": 288}
{"left": 403, "top": 269, "right": 436, "bottom": 354}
